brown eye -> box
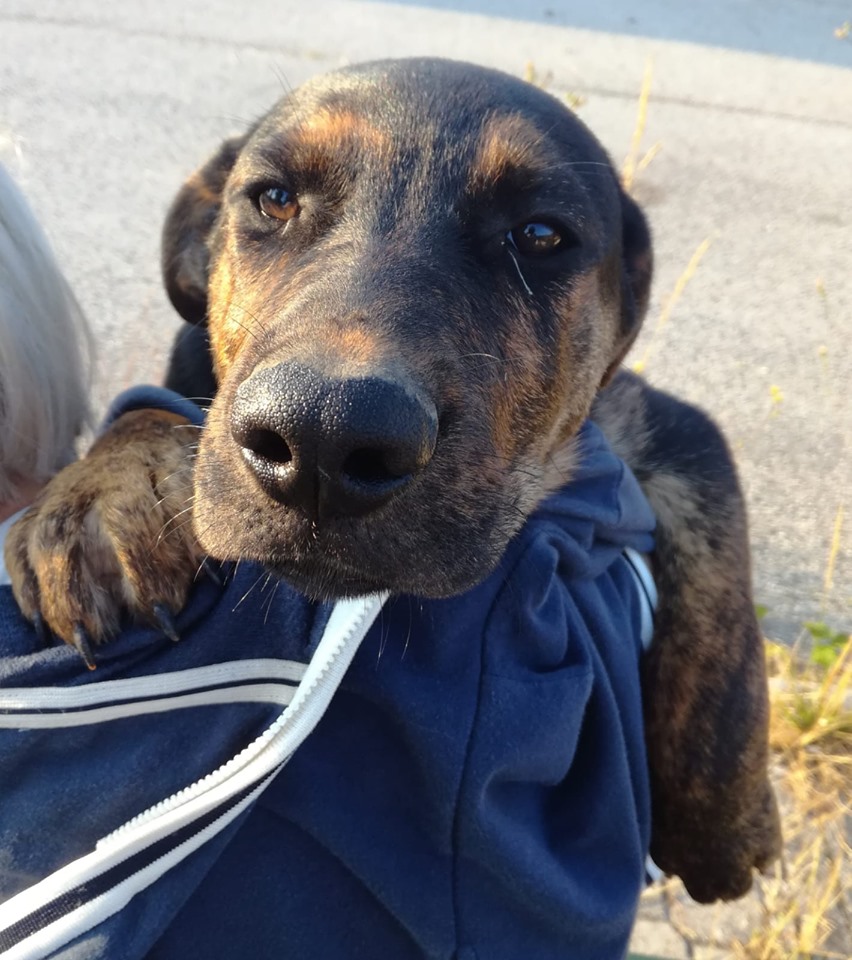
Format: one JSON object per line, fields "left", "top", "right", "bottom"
{"left": 507, "top": 221, "right": 563, "bottom": 257}
{"left": 257, "top": 187, "right": 299, "bottom": 222}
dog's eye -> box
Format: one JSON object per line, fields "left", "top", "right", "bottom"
{"left": 257, "top": 187, "right": 300, "bottom": 222}
{"left": 506, "top": 221, "right": 564, "bottom": 257}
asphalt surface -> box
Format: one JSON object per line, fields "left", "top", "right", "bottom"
{"left": 1, "top": 0, "right": 850, "bottom": 641}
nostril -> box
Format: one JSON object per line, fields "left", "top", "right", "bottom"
{"left": 342, "top": 448, "right": 409, "bottom": 487}
{"left": 243, "top": 429, "right": 293, "bottom": 465}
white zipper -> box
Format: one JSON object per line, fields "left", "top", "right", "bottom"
{"left": 102, "top": 591, "right": 388, "bottom": 843}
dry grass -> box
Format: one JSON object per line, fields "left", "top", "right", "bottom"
{"left": 622, "top": 59, "right": 658, "bottom": 193}
{"left": 615, "top": 58, "right": 712, "bottom": 379}
{"left": 631, "top": 235, "right": 712, "bottom": 376}
{"left": 522, "top": 60, "right": 586, "bottom": 110}
{"left": 734, "top": 634, "right": 852, "bottom": 959}
{"left": 743, "top": 266, "right": 852, "bottom": 956}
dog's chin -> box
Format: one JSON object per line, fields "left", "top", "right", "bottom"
{"left": 263, "top": 555, "right": 392, "bottom": 601}
{"left": 261, "top": 543, "right": 496, "bottom": 601}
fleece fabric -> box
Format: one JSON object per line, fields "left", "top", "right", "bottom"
{"left": 0, "top": 386, "right": 655, "bottom": 960}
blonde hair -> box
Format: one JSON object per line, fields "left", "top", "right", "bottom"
{"left": 0, "top": 164, "right": 93, "bottom": 500}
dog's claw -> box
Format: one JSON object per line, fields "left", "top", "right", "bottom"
{"left": 32, "top": 611, "right": 51, "bottom": 647}
{"left": 153, "top": 604, "right": 181, "bottom": 643}
{"left": 200, "top": 559, "right": 223, "bottom": 588}
{"left": 72, "top": 624, "right": 97, "bottom": 671}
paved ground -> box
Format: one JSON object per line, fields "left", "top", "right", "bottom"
{"left": 1, "top": 2, "right": 850, "bottom": 953}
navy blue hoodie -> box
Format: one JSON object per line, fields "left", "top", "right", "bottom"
{"left": 0, "top": 388, "right": 655, "bottom": 960}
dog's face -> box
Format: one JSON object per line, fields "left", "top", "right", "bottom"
{"left": 163, "top": 58, "right": 652, "bottom": 599}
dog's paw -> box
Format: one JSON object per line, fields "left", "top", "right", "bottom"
{"left": 651, "top": 776, "right": 782, "bottom": 903}
{"left": 4, "top": 409, "right": 205, "bottom": 666}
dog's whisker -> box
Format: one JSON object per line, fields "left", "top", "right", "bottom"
{"left": 227, "top": 314, "right": 262, "bottom": 344}
{"left": 147, "top": 489, "right": 189, "bottom": 518}
{"left": 156, "top": 502, "right": 196, "bottom": 534}
{"left": 232, "top": 570, "right": 268, "bottom": 611}
{"left": 213, "top": 114, "right": 258, "bottom": 131}
{"left": 457, "top": 352, "right": 513, "bottom": 367}
{"left": 154, "top": 466, "right": 193, "bottom": 487}
{"left": 231, "top": 574, "right": 263, "bottom": 613}
{"left": 401, "top": 596, "right": 413, "bottom": 661}
{"left": 373, "top": 604, "right": 387, "bottom": 665}
{"left": 153, "top": 514, "right": 197, "bottom": 550}
{"left": 544, "top": 450, "right": 574, "bottom": 485}
{"left": 229, "top": 301, "right": 271, "bottom": 337}
{"left": 262, "top": 579, "right": 281, "bottom": 624}
{"left": 216, "top": 300, "right": 270, "bottom": 345}
{"left": 506, "top": 247, "right": 534, "bottom": 297}
{"left": 564, "top": 161, "right": 615, "bottom": 169}
{"left": 152, "top": 492, "right": 196, "bottom": 529}
{"left": 191, "top": 514, "right": 226, "bottom": 554}
{"left": 194, "top": 554, "right": 215, "bottom": 583}
{"left": 270, "top": 64, "right": 294, "bottom": 96}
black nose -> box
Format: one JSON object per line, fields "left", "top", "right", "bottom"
{"left": 230, "top": 361, "right": 438, "bottom": 518}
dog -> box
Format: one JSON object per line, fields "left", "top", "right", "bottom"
{"left": 6, "top": 58, "right": 780, "bottom": 905}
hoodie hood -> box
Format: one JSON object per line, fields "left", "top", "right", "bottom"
{"left": 528, "top": 418, "right": 655, "bottom": 580}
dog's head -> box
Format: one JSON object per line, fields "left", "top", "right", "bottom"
{"left": 163, "top": 58, "right": 653, "bottom": 599}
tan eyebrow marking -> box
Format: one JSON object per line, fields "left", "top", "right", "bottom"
{"left": 298, "top": 107, "right": 391, "bottom": 153}
{"left": 471, "top": 113, "right": 559, "bottom": 186}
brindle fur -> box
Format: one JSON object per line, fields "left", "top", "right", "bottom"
{"left": 6, "top": 59, "right": 779, "bottom": 904}
{"left": 592, "top": 372, "right": 781, "bottom": 902}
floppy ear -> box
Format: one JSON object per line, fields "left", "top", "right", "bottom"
{"left": 161, "top": 135, "right": 248, "bottom": 325}
{"left": 601, "top": 188, "right": 653, "bottom": 386}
